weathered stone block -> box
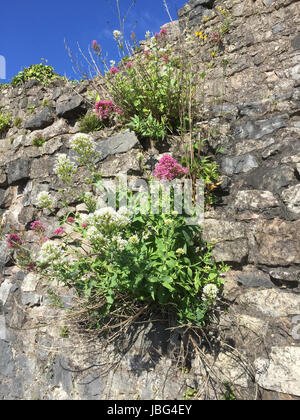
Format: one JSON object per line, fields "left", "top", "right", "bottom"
{"left": 24, "top": 107, "right": 55, "bottom": 131}
{"left": 255, "top": 347, "right": 300, "bottom": 396}
{"left": 235, "top": 190, "right": 279, "bottom": 210}
{"left": 6, "top": 159, "right": 29, "bottom": 184}
{"left": 282, "top": 184, "right": 300, "bottom": 214}
{"left": 221, "top": 154, "right": 258, "bottom": 176}
{"left": 56, "top": 96, "right": 86, "bottom": 119}
{"left": 251, "top": 219, "right": 300, "bottom": 265}
{"left": 95, "top": 130, "right": 140, "bottom": 162}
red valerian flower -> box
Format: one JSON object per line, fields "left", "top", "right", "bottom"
{"left": 154, "top": 155, "right": 189, "bottom": 181}
{"left": 53, "top": 227, "right": 65, "bottom": 236}
{"left": 6, "top": 233, "right": 23, "bottom": 248}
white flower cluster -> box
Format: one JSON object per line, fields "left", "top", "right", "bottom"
{"left": 36, "top": 191, "right": 54, "bottom": 209}
{"left": 128, "top": 235, "right": 139, "bottom": 245}
{"left": 70, "top": 134, "right": 97, "bottom": 161}
{"left": 37, "top": 241, "right": 62, "bottom": 265}
{"left": 85, "top": 226, "right": 105, "bottom": 244}
{"left": 112, "top": 235, "right": 128, "bottom": 251}
{"left": 53, "top": 154, "right": 77, "bottom": 182}
{"left": 113, "top": 30, "right": 121, "bottom": 40}
{"left": 202, "top": 284, "right": 219, "bottom": 301}
{"left": 92, "top": 206, "right": 130, "bottom": 228}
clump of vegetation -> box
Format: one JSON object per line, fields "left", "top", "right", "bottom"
{"left": 14, "top": 117, "right": 23, "bottom": 128}
{"left": 32, "top": 136, "right": 47, "bottom": 147}
{"left": 11, "top": 61, "right": 60, "bottom": 86}
{"left": 96, "top": 29, "right": 195, "bottom": 141}
{"left": 0, "top": 112, "right": 12, "bottom": 134}
{"left": 79, "top": 113, "right": 103, "bottom": 133}
{"left": 27, "top": 105, "right": 36, "bottom": 114}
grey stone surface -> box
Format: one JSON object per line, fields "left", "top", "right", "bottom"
{"left": 234, "top": 116, "right": 287, "bottom": 141}
{"left": 237, "top": 269, "right": 274, "bottom": 288}
{"left": 221, "top": 154, "right": 258, "bottom": 175}
{"left": 56, "top": 95, "right": 86, "bottom": 119}
{"left": 203, "top": 219, "right": 248, "bottom": 263}
{"left": 0, "top": 279, "right": 13, "bottom": 305}
{"left": 24, "top": 107, "right": 55, "bottom": 130}
{"left": 251, "top": 219, "right": 300, "bottom": 266}
{"left": 95, "top": 130, "right": 140, "bottom": 162}
{"left": 77, "top": 374, "right": 105, "bottom": 400}
{"left": 0, "top": 340, "right": 15, "bottom": 378}
{"left": 6, "top": 159, "right": 29, "bottom": 184}
{"left": 245, "top": 166, "right": 294, "bottom": 192}
{"left": 282, "top": 184, "right": 300, "bottom": 214}
{"left": 235, "top": 190, "right": 279, "bottom": 210}
{"left": 21, "top": 293, "right": 41, "bottom": 307}
{"left": 0, "top": 315, "right": 7, "bottom": 341}
{"left": 269, "top": 268, "right": 300, "bottom": 283}
{"left": 291, "top": 33, "right": 300, "bottom": 50}
{"left": 239, "top": 289, "right": 300, "bottom": 318}
{"left": 0, "top": 241, "right": 11, "bottom": 273}
{"left": 255, "top": 347, "right": 300, "bottom": 397}
{"left": 48, "top": 355, "right": 73, "bottom": 394}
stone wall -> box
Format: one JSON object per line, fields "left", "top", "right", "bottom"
{"left": 0, "top": 0, "right": 299, "bottom": 400}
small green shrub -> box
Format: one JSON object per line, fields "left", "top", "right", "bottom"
{"left": 0, "top": 112, "right": 12, "bottom": 134}
{"left": 79, "top": 113, "right": 103, "bottom": 133}
{"left": 11, "top": 62, "right": 60, "bottom": 86}
{"left": 27, "top": 105, "right": 36, "bottom": 114}
{"left": 127, "top": 113, "right": 167, "bottom": 140}
{"left": 32, "top": 136, "right": 46, "bottom": 147}
{"left": 42, "top": 99, "right": 50, "bottom": 108}
{"left": 14, "top": 117, "right": 23, "bottom": 128}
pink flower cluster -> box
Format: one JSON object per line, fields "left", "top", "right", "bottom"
{"left": 53, "top": 227, "right": 65, "bottom": 236}
{"left": 6, "top": 234, "right": 23, "bottom": 248}
{"left": 154, "top": 155, "right": 189, "bottom": 181}
{"left": 92, "top": 40, "right": 101, "bottom": 52}
{"left": 30, "top": 220, "right": 46, "bottom": 232}
{"left": 109, "top": 67, "right": 119, "bottom": 75}
{"left": 94, "top": 100, "right": 121, "bottom": 121}
{"left": 155, "top": 28, "right": 167, "bottom": 39}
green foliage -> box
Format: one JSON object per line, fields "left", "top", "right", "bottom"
{"left": 183, "top": 388, "right": 198, "bottom": 400}
{"left": 27, "top": 105, "right": 36, "bottom": 114}
{"left": 14, "top": 117, "right": 23, "bottom": 128}
{"left": 11, "top": 61, "right": 60, "bottom": 86}
{"left": 182, "top": 139, "right": 221, "bottom": 208}
{"left": 42, "top": 99, "right": 50, "bottom": 108}
{"left": 0, "top": 112, "right": 12, "bottom": 134}
{"left": 105, "top": 39, "right": 194, "bottom": 140}
{"left": 79, "top": 113, "right": 103, "bottom": 133}
{"left": 60, "top": 326, "right": 70, "bottom": 338}
{"left": 32, "top": 136, "right": 46, "bottom": 147}
{"left": 50, "top": 208, "right": 227, "bottom": 327}
{"left": 222, "top": 382, "right": 237, "bottom": 400}
{"left": 127, "top": 113, "right": 167, "bottom": 140}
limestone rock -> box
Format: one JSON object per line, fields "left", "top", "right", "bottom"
{"left": 221, "top": 154, "right": 258, "bottom": 176}
{"left": 239, "top": 289, "right": 300, "bottom": 318}
{"left": 0, "top": 279, "right": 13, "bottom": 305}
{"left": 95, "top": 130, "right": 140, "bottom": 162}
{"left": 255, "top": 347, "right": 300, "bottom": 396}
{"left": 203, "top": 219, "right": 248, "bottom": 263}
{"left": 56, "top": 95, "right": 86, "bottom": 119}
{"left": 245, "top": 166, "right": 294, "bottom": 192}
{"left": 6, "top": 159, "right": 29, "bottom": 184}
{"left": 251, "top": 219, "right": 300, "bottom": 266}
{"left": 237, "top": 268, "right": 274, "bottom": 288}
{"left": 235, "top": 190, "right": 279, "bottom": 210}
{"left": 282, "top": 184, "right": 300, "bottom": 214}
{"left": 24, "top": 107, "right": 55, "bottom": 131}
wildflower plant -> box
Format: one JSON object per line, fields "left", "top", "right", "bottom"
{"left": 54, "top": 154, "right": 77, "bottom": 185}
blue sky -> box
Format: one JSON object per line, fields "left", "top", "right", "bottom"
{"left": 0, "top": 0, "right": 186, "bottom": 83}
